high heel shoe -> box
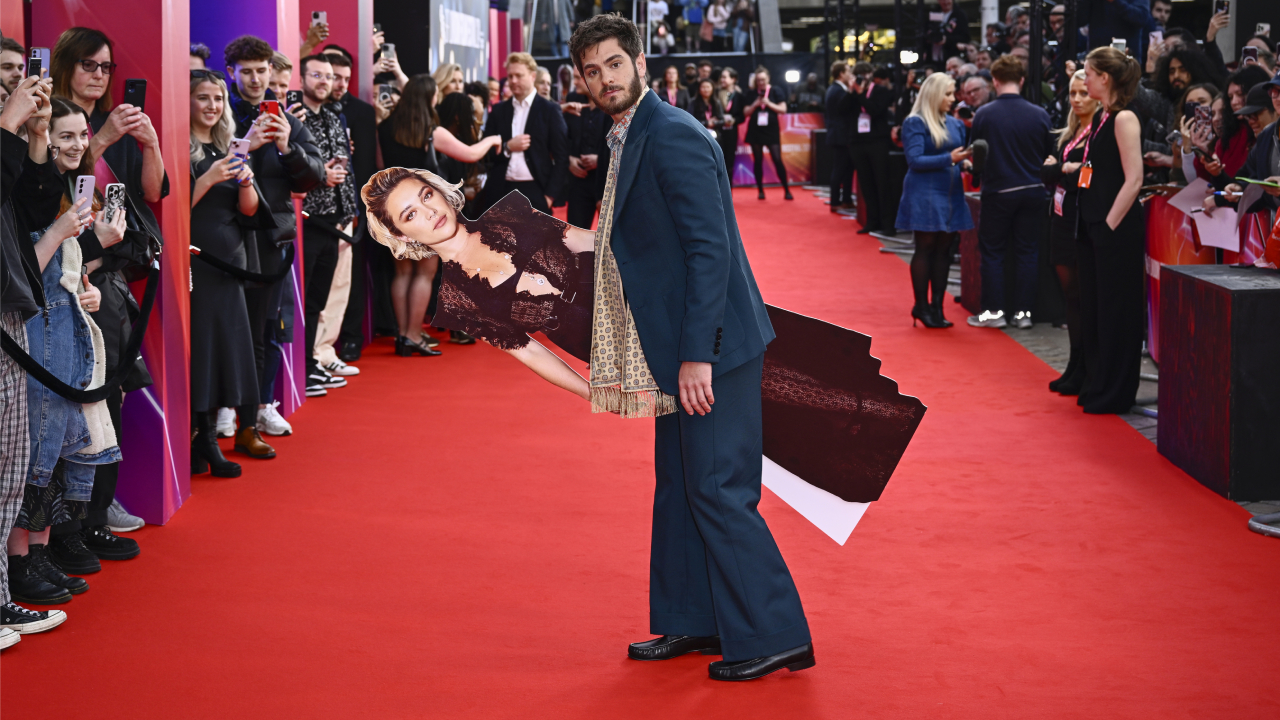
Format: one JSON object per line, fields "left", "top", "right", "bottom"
{"left": 396, "top": 335, "right": 442, "bottom": 357}
{"left": 191, "top": 430, "right": 242, "bottom": 478}
{"left": 783, "top": 189, "right": 794, "bottom": 200}
{"left": 911, "top": 305, "right": 948, "bottom": 329}
{"left": 931, "top": 299, "right": 954, "bottom": 328}
{"left": 757, "top": 188, "right": 766, "bottom": 200}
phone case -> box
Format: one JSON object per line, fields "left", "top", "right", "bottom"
{"left": 104, "top": 184, "right": 126, "bottom": 223}
{"left": 73, "top": 176, "right": 95, "bottom": 214}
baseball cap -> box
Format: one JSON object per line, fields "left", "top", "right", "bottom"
{"left": 1235, "top": 83, "right": 1273, "bottom": 116}
{"left": 1264, "top": 68, "right": 1280, "bottom": 91}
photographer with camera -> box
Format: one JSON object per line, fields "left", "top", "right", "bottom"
{"left": 848, "top": 64, "right": 896, "bottom": 235}
{"left": 223, "top": 37, "right": 326, "bottom": 440}
{"left": 928, "top": 0, "right": 971, "bottom": 64}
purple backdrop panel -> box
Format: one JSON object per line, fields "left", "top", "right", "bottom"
{"left": 731, "top": 113, "right": 822, "bottom": 187}
{"left": 190, "top": 0, "right": 279, "bottom": 73}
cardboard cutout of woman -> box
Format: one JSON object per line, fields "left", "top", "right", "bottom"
{"left": 363, "top": 168, "right": 597, "bottom": 399}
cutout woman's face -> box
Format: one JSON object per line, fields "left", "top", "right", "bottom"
{"left": 387, "top": 179, "right": 458, "bottom": 246}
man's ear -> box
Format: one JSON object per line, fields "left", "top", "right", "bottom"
{"left": 1019, "top": 77, "right": 1026, "bottom": 89}
{"left": 635, "top": 52, "right": 647, "bottom": 82}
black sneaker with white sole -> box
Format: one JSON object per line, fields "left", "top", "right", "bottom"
{"left": 305, "top": 381, "right": 328, "bottom": 397}
{"left": 82, "top": 525, "right": 140, "bottom": 561}
{"left": 1, "top": 602, "right": 68, "bottom": 634}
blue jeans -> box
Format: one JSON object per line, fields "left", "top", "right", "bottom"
{"left": 978, "top": 189, "right": 1047, "bottom": 315}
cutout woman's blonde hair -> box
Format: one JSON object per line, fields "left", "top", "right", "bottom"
{"left": 362, "top": 167, "right": 466, "bottom": 260}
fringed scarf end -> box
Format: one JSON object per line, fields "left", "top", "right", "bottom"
{"left": 590, "top": 385, "right": 679, "bottom": 418}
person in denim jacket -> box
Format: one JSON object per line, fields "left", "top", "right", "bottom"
{"left": 6, "top": 193, "right": 121, "bottom": 606}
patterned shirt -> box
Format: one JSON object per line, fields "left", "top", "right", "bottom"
{"left": 300, "top": 103, "right": 358, "bottom": 222}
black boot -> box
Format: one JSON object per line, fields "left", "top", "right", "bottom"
{"left": 7, "top": 554, "right": 72, "bottom": 604}
{"left": 931, "top": 297, "right": 954, "bottom": 328}
{"left": 911, "top": 304, "right": 947, "bottom": 328}
{"left": 25, "top": 544, "right": 88, "bottom": 595}
{"left": 47, "top": 531, "right": 101, "bottom": 574}
{"left": 783, "top": 187, "right": 794, "bottom": 200}
{"left": 192, "top": 412, "right": 241, "bottom": 478}
{"left": 1051, "top": 344, "right": 1086, "bottom": 395}
{"left": 757, "top": 186, "right": 766, "bottom": 200}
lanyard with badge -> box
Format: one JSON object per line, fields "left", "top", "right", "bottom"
{"left": 1053, "top": 125, "right": 1091, "bottom": 215}
{"left": 857, "top": 82, "right": 873, "bottom": 134}
{"left": 1076, "top": 110, "right": 1110, "bottom": 190}
{"left": 757, "top": 86, "right": 771, "bottom": 126}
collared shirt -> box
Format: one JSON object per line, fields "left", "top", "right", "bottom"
{"left": 506, "top": 91, "right": 536, "bottom": 182}
{"left": 301, "top": 103, "right": 358, "bottom": 222}
{"left": 606, "top": 87, "right": 647, "bottom": 155}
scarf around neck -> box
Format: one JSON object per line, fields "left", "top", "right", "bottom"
{"left": 589, "top": 88, "right": 678, "bottom": 419}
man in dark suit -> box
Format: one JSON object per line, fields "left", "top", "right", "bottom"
{"left": 570, "top": 14, "right": 814, "bottom": 682}
{"left": 563, "top": 67, "right": 611, "bottom": 228}
{"left": 322, "top": 47, "right": 378, "bottom": 364}
{"left": 480, "top": 52, "right": 569, "bottom": 214}
{"left": 848, "top": 64, "right": 897, "bottom": 234}
{"left": 824, "top": 61, "right": 855, "bottom": 213}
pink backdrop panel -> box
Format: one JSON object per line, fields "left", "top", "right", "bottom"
{"left": 31, "top": 0, "right": 191, "bottom": 524}
{"left": 731, "top": 112, "right": 822, "bottom": 187}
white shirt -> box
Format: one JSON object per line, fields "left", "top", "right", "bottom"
{"left": 506, "top": 91, "right": 536, "bottom": 183}
{"left": 647, "top": 0, "right": 669, "bottom": 22}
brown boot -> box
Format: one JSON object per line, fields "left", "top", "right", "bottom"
{"left": 233, "top": 427, "right": 277, "bottom": 459}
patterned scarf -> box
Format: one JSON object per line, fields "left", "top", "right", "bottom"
{"left": 589, "top": 88, "right": 678, "bottom": 418}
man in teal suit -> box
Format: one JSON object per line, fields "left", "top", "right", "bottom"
{"left": 568, "top": 14, "right": 814, "bottom": 682}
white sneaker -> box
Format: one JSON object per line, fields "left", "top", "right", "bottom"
{"left": 0, "top": 627, "right": 19, "bottom": 650}
{"left": 2, "top": 602, "right": 67, "bottom": 634}
{"left": 215, "top": 407, "right": 236, "bottom": 438}
{"left": 106, "top": 498, "right": 145, "bottom": 532}
{"left": 1012, "top": 311, "right": 1032, "bottom": 329}
{"left": 967, "top": 310, "right": 1007, "bottom": 328}
{"left": 257, "top": 401, "right": 293, "bottom": 436}
{"left": 322, "top": 359, "right": 360, "bottom": 376}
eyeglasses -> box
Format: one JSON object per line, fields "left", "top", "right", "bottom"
{"left": 306, "top": 72, "right": 336, "bottom": 82}
{"left": 191, "top": 69, "right": 226, "bottom": 81}
{"left": 78, "top": 59, "right": 117, "bottom": 75}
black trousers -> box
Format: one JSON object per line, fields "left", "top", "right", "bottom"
{"left": 1076, "top": 214, "right": 1145, "bottom": 414}
{"left": 302, "top": 224, "right": 341, "bottom": 374}
{"left": 978, "top": 189, "right": 1046, "bottom": 314}
{"left": 339, "top": 236, "right": 367, "bottom": 348}
{"left": 51, "top": 389, "right": 122, "bottom": 535}
{"left": 481, "top": 177, "right": 550, "bottom": 214}
{"left": 564, "top": 177, "right": 599, "bottom": 229}
{"left": 849, "top": 141, "right": 893, "bottom": 230}
{"left": 828, "top": 143, "right": 854, "bottom": 207}
{"left": 717, "top": 131, "right": 738, "bottom": 180}
{"left": 244, "top": 246, "right": 288, "bottom": 404}
{"left": 651, "top": 353, "right": 811, "bottom": 661}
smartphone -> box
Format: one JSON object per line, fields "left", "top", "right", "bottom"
{"left": 373, "top": 22, "right": 382, "bottom": 33}
{"left": 1149, "top": 31, "right": 1163, "bottom": 49}
{"left": 378, "top": 89, "right": 392, "bottom": 104}
{"left": 1183, "top": 101, "right": 1199, "bottom": 120}
{"left": 1110, "top": 38, "right": 1127, "bottom": 53}
{"left": 27, "top": 48, "right": 49, "bottom": 80}
{"left": 381, "top": 43, "right": 397, "bottom": 61}
{"left": 104, "top": 183, "right": 125, "bottom": 224}
{"left": 228, "top": 138, "right": 251, "bottom": 164}
{"left": 260, "top": 99, "right": 281, "bottom": 117}
{"left": 1242, "top": 46, "right": 1259, "bottom": 65}
{"left": 311, "top": 10, "right": 327, "bottom": 26}
{"left": 332, "top": 154, "right": 349, "bottom": 170}
{"left": 1213, "top": 0, "right": 1228, "bottom": 15}
{"left": 73, "top": 176, "right": 95, "bottom": 217}
{"left": 1194, "top": 104, "right": 1212, "bottom": 126}
{"left": 123, "top": 79, "right": 146, "bottom": 113}
{"left": 286, "top": 90, "right": 303, "bottom": 108}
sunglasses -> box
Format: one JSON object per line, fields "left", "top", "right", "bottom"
{"left": 191, "top": 69, "right": 226, "bottom": 81}
{"left": 78, "top": 59, "right": 117, "bottom": 75}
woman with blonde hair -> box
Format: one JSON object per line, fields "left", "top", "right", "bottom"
{"left": 432, "top": 62, "right": 464, "bottom": 101}
{"left": 188, "top": 70, "right": 276, "bottom": 475}
{"left": 1040, "top": 69, "right": 1096, "bottom": 395}
{"left": 894, "top": 72, "right": 972, "bottom": 329}
{"left": 1075, "top": 46, "right": 1144, "bottom": 415}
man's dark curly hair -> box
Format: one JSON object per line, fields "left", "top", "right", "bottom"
{"left": 223, "top": 35, "right": 274, "bottom": 68}
{"left": 1152, "top": 48, "right": 1225, "bottom": 102}
{"left": 568, "top": 13, "right": 643, "bottom": 74}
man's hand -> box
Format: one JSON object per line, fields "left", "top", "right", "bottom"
{"left": 1143, "top": 151, "right": 1173, "bottom": 168}
{"left": 267, "top": 112, "right": 293, "bottom": 153}
{"left": 568, "top": 156, "right": 588, "bottom": 179}
{"left": 1263, "top": 176, "right": 1280, "bottom": 197}
{"left": 508, "top": 134, "right": 532, "bottom": 153}
{"left": 678, "top": 361, "right": 714, "bottom": 416}
{"left": 0, "top": 76, "right": 49, "bottom": 133}
{"left": 324, "top": 157, "right": 348, "bottom": 187}
{"left": 581, "top": 153, "right": 598, "bottom": 170}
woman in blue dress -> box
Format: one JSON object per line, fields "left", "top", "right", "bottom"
{"left": 895, "top": 72, "right": 973, "bottom": 329}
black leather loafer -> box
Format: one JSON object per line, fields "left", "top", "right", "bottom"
{"left": 628, "top": 635, "right": 722, "bottom": 661}
{"left": 708, "top": 643, "right": 815, "bottom": 681}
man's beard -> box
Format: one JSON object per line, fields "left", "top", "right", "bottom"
{"left": 593, "top": 68, "right": 644, "bottom": 116}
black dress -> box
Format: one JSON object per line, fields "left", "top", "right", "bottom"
{"left": 378, "top": 118, "right": 439, "bottom": 174}
{"left": 1075, "top": 111, "right": 1146, "bottom": 415}
{"left": 432, "top": 192, "right": 594, "bottom": 362}
{"left": 743, "top": 86, "right": 786, "bottom": 146}
{"left": 1042, "top": 131, "right": 1088, "bottom": 266}
{"left": 189, "top": 144, "right": 266, "bottom": 413}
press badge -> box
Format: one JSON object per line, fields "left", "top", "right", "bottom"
{"left": 1053, "top": 186, "right": 1066, "bottom": 216}
{"left": 757, "top": 111, "right": 768, "bottom": 126}
{"left": 1077, "top": 163, "right": 1093, "bottom": 189}
{"left": 858, "top": 112, "right": 871, "bottom": 133}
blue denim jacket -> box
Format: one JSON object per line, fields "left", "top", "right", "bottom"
{"left": 25, "top": 233, "right": 121, "bottom": 500}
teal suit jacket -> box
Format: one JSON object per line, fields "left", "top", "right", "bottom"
{"left": 609, "top": 90, "right": 774, "bottom": 396}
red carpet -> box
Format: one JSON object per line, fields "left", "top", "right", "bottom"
{"left": 4, "top": 189, "right": 1278, "bottom": 717}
